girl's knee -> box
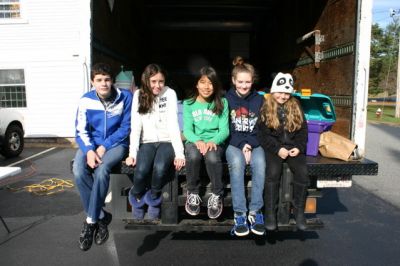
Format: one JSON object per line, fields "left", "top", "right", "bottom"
{"left": 205, "top": 152, "right": 221, "bottom": 165}
{"left": 266, "top": 168, "right": 281, "bottom": 183}
{"left": 186, "top": 151, "right": 202, "bottom": 162}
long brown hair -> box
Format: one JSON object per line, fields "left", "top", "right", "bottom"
{"left": 138, "top": 64, "right": 167, "bottom": 114}
{"left": 187, "top": 66, "right": 224, "bottom": 115}
{"left": 260, "top": 95, "right": 304, "bottom": 132}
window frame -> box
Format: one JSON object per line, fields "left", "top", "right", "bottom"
{"left": 0, "top": 0, "right": 28, "bottom": 24}
{"left": 0, "top": 68, "right": 27, "bottom": 108}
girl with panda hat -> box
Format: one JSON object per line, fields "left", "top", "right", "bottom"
{"left": 257, "top": 72, "right": 309, "bottom": 231}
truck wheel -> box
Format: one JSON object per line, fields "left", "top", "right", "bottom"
{"left": 1, "top": 124, "right": 24, "bottom": 158}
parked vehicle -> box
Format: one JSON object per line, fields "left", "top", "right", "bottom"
{"left": 77, "top": 0, "right": 379, "bottom": 231}
{"left": 0, "top": 108, "right": 25, "bottom": 158}
{"left": 84, "top": 0, "right": 378, "bottom": 231}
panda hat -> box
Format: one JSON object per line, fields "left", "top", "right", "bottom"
{"left": 270, "top": 72, "right": 294, "bottom": 94}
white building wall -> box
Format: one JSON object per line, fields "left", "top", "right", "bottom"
{"left": 0, "top": 0, "right": 91, "bottom": 137}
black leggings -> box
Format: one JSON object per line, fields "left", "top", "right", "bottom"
{"left": 265, "top": 151, "right": 309, "bottom": 185}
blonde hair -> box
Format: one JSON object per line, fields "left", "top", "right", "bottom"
{"left": 231, "top": 56, "right": 258, "bottom": 82}
{"left": 260, "top": 95, "right": 304, "bottom": 132}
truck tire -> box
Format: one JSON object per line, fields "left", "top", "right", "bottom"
{"left": 1, "top": 124, "right": 24, "bottom": 158}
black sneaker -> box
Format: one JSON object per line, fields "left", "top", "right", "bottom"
{"left": 248, "top": 211, "right": 265, "bottom": 235}
{"left": 95, "top": 210, "right": 112, "bottom": 245}
{"left": 207, "top": 193, "right": 223, "bottom": 219}
{"left": 78, "top": 221, "right": 98, "bottom": 251}
{"left": 231, "top": 213, "right": 249, "bottom": 236}
{"left": 185, "top": 192, "right": 202, "bottom": 216}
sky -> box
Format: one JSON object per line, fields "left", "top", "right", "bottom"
{"left": 373, "top": 0, "right": 399, "bottom": 28}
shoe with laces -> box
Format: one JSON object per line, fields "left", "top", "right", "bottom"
{"left": 95, "top": 210, "right": 112, "bottom": 245}
{"left": 185, "top": 192, "right": 202, "bottom": 216}
{"left": 207, "top": 193, "right": 223, "bottom": 219}
{"left": 231, "top": 213, "right": 249, "bottom": 236}
{"left": 248, "top": 211, "right": 265, "bottom": 235}
{"left": 78, "top": 221, "right": 98, "bottom": 251}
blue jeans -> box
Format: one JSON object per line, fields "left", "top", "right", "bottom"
{"left": 226, "top": 145, "right": 266, "bottom": 213}
{"left": 73, "top": 145, "right": 127, "bottom": 221}
{"left": 185, "top": 143, "right": 224, "bottom": 195}
{"left": 131, "top": 142, "right": 175, "bottom": 197}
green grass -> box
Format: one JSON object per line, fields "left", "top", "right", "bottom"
{"left": 367, "top": 105, "right": 400, "bottom": 125}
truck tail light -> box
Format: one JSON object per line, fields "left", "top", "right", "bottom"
{"left": 305, "top": 197, "right": 317, "bottom": 213}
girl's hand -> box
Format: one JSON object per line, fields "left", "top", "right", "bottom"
{"left": 205, "top": 141, "right": 217, "bottom": 152}
{"left": 125, "top": 156, "right": 136, "bottom": 167}
{"left": 174, "top": 158, "right": 186, "bottom": 171}
{"left": 289, "top": 148, "right": 300, "bottom": 157}
{"left": 242, "top": 144, "right": 252, "bottom": 165}
{"left": 278, "top": 148, "right": 289, "bottom": 159}
{"left": 244, "top": 150, "right": 252, "bottom": 165}
{"left": 195, "top": 140, "right": 207, "bottom": 155}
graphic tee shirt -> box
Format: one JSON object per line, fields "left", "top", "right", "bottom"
{"left": 183, "top": 98, "right": 229, "bottom": 145}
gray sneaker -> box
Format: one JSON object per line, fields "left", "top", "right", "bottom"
{"left": 207, "top": 193, "right": 223, "bottom": 219}
{"left": 185, "top": 192, "right": 202, "bottom": 216}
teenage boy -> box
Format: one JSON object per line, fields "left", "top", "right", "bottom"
{"left": 73, "top": 63, "right": 132, "bottom": 251}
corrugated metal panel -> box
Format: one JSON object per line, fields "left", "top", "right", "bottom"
{"left": 0, "top": 0, "right": 91, "bottom": 137}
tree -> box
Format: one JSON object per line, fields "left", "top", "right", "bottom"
{"left": 369, "top": 22, "right": 399, "bottom": 96}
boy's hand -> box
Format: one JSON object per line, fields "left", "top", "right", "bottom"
{"left": 87, "top": 150, "right": 102, "bottom": 168}
{"left": 96, "top": 145, "right": 106, "bottom": 158}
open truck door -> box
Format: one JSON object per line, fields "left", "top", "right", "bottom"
{"left": 88, "top": 0, "right": 378, "bottom": 231}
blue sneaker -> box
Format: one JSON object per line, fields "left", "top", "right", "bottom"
{"left": 231, "top": 213, "right": 249, "bottom": 236}
{"left": 248, "top": 211, "right": 265, "bottom": 235}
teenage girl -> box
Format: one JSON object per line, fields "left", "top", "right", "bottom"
{"left": 183, "top": 66, "right": 229, "bottom": 219}
{"left": 125, "top": 64, "right": 185, "bottom": 220}
{"left": 225, "top": 57, "right": 266, "bottom": 236}
{"left": 258, "top": 72, "right": 309, "bottom": 230}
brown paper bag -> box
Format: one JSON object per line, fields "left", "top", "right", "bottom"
{"left": 318, "top": 131, "right": 357, "bottom": 161}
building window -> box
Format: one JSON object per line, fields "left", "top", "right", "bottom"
{"left": 0, "top": 0, "right": 20, "bottom": 19}
{"left": 0, "top": 69, "right": 27, "bottom": 108}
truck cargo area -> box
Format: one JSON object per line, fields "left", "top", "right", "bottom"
{"left": 92, "top": 0, "right": 358, "bottom": 137}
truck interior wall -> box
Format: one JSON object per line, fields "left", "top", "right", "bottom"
{"left": 91, "top": 0, "right": 147, "bottom": 78}
{"left": 91, "top": 0, "right": 357, "bottom": 136}
{"left": 269, "top": 0, "right": 356, "bottom": 136}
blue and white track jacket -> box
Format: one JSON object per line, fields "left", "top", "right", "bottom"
{"left": 75, "top": 87, "right": 133, "bottom": 155}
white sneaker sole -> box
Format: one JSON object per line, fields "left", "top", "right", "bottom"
{"left": 251, "top": 228, "right": 265, "bottom": 235}
{"left": 185, "top": 205, "right": 200, "bottom": 216}
{"left": 234, "top": 230, "right": 250, "bottom": 237}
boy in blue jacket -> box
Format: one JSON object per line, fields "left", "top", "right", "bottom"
{"left": 72, "top": 63, "right": 132, "bottom": 251}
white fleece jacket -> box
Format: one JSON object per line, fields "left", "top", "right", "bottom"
{"left": 129, "top": 86, "right": 185, "bottom": 160}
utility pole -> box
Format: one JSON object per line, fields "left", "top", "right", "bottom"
{"left": 391, "top": 9, "right": 400, "bottom": 118}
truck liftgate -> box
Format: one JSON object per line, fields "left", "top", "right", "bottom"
{"left": 102, "top": 156, "right": 378, "bottom": 232}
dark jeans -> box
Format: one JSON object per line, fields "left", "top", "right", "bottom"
{"left": 185, "top": 142, "right": 224, "bottom": 196}
{"left": 131, "top": 142, "right": 175, "bottom": 197}
{"left": 265, "top": 151, "right": 309, "bottom": 185}
{"left": 185, "top": 143, "right": 224, "bottom": 195}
